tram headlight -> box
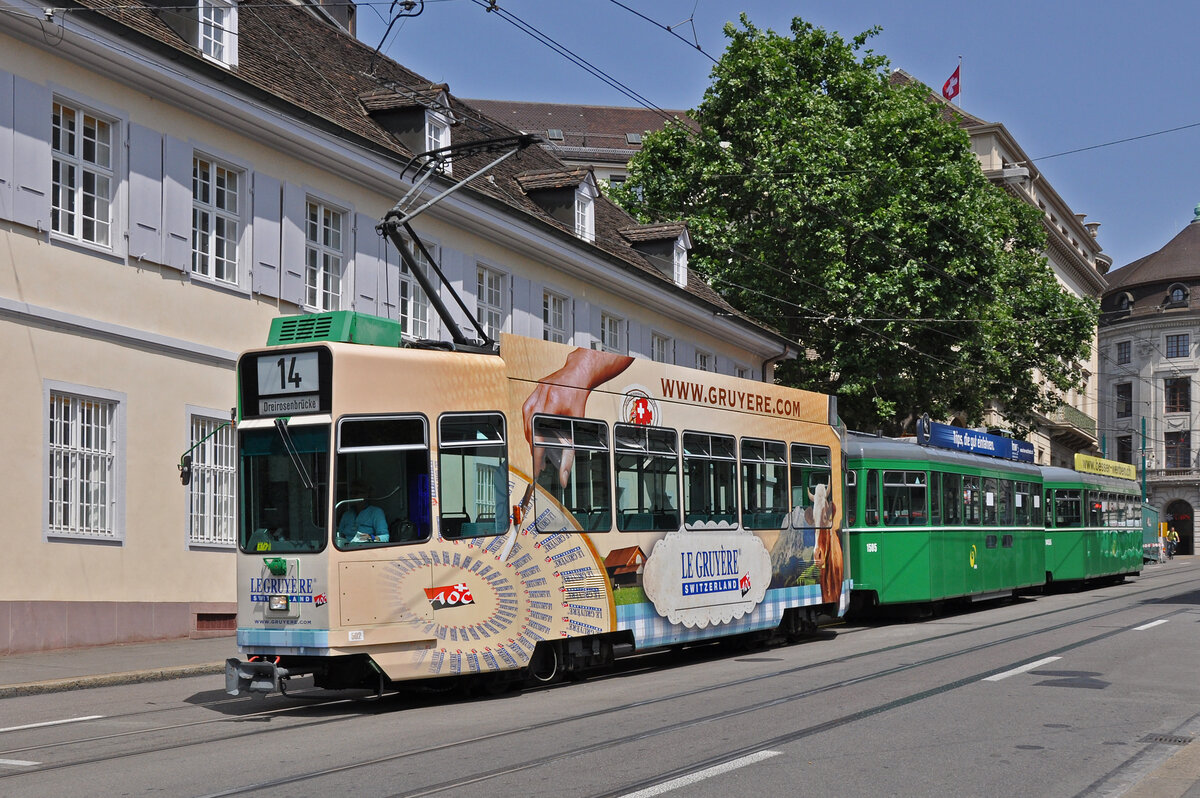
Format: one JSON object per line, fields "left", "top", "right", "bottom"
{"left": 268, "top": 595, "right": 289, "bottom": 612}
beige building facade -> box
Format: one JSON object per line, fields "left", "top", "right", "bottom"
{"left": 0, "top": 0, "right": 791, "bottom": 653}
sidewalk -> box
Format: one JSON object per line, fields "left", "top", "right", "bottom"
{"left": 0, "top": 635, "right": 235, "bottom": 698}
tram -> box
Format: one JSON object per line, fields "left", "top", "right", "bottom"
{"left": 225, "top": 311, "right": 849, "bottom": 694}
{"left": 1042, "top": 457, "right": 1143, "bottom": 584}
{"left": 844, "top": 425, "right": 1046, "bottom": 611}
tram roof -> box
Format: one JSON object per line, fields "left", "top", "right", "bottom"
{"left": 844, "top": 431, "right": 1043, "bottom": 478}
{"left": 1040, "top": 465, "right": 1140, "bottom": 491}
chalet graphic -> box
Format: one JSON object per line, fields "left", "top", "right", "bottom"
{"left": 603, "top": 546, "right": 647, "bottom": 589}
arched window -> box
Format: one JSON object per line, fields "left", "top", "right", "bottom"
{"left": 1168, "top": 283, "right": 1189, "bottom": 306}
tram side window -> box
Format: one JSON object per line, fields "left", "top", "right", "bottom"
{"left": 683, "top": 432, "right": 738, "bottom": 527}
{"left": 929, "top": 471, "right": 942, "bottom": 526}
{"left": 615, "top": 424, "right": 680, "bottom": 532}
{"left": 941, "top": 472, "right": 961, "bottom": 526}
{"left": 1031, "top": 484, "right": 1043, "bottom": 526}
{"left": 1014, "top": 481, "right": 1031, "bottom": 526}
{"left": 241, "top": 423, "right": 330, "bottom": 553}
{"left": 1088, "top": 491, "right": 1104, "bottom": 527}
{"left": 982, "top": 478, "right": 998, "bottom": 525}
{"left": 790, "top": 443, "right": 833, "bottom": 527}
{"left": 865, "top": 470, "right": 880, "bottom": 526}
{"left": 335, "top": 416, "right": 431, "bottom": 547}
{"left": 532, "top": 416, "right": 611, "bottom": 532}
{"left": 998, "top": 480, "right": 1014, "bottom": 526}
{"left": 1054, "top": 489, "right": 1083, "bottom": 528}
{"left": 438, "top": 413, "right": 508, "bottom": 539}
{"left": 741, "top": 438, "right": 788, "bottom": 530}
{"left": 962, "top": 476, "right": 982, "bottom": 525}
{"left": 882, "top": 471, "right": 926, "bottom": 526}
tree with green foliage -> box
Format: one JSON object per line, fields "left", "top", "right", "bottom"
{"left": 611, "top": 16, "right": 1097, "bottom": 435}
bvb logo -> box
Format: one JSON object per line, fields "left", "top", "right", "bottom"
{"left": 622, "top": 387, "right": 660, "bottom": 426}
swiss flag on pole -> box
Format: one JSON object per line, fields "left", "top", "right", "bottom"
{"left": 942, "top": 64, "right": 961, "bottom": 101}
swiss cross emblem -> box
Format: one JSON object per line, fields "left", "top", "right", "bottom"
{"left": 633, "top": 397, "right": 652, "bottom": 425}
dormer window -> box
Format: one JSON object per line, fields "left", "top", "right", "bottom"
{"left": 1167, "top": 283, "right": 1189, "bottom": 307}
{"left": 673, "top": 237, "right": 688, "bottom": 287}
{"left": 425, "top": 111, "right": 451, "bottom": 175}
{"left": 620, "top": 222, "right": 691, "bottom": 286}
{"left": 515, "top": 168, "right": 598, "bottom": 242}
{"left": 152, "top": 0, "right": 238, "bottom": 67}
{"left": 199, "top": 0, "right": 237, "bottom": 67}
{"left": 359, "top": 85, "right": 455, "bottom": 170}
{"left": 574, "top": 182, "right": 596, "bottom": 242}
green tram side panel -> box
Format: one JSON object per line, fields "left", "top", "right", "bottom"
{"left": 267, "top": 311, "right": 405, "bottom": 348}
{"left": 846, "top": 433, "right": 1046, "bottom": 606}
{"left": 1043, "top": 467, "right": 1143, "bottom": 583}
{"left": 1047, "top": 528, "right": 1142, "bottom": 582}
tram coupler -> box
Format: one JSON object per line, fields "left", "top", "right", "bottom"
{"left": 225, "top": 657, "right": 289, "bottom": 696}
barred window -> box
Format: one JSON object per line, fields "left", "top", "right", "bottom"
{"left": 48, "top": 390, "right": 120, "bottom": 539}
{"left": 187, "top": 414, "right": 236, "bottom": 547}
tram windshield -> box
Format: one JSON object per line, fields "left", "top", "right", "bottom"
{"left": 239, "top": 423, "right": 329, "bottom": 553}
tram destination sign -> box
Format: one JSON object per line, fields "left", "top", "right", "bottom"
{"left": 916, "top": 418, "right": 1034, "bottom": 463}
{"left": 239, "top": 347, "right": 332, "bottom": 419}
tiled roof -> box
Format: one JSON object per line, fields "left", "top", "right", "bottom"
{"left": 465, "top": 99, "right": 696, "bottom": 158}
{"left": 620, "top": 222, "right": 687, "bottom": 244}
{"left": 66, "top": 0, "right": 769, "bottom": 337}
{"left": 1105, "top": 217, "right": 1200, "bottom": 292}
{"left": 514, "top": 168, "right": 591, "bottom": 192}
{"left": 359, "top": 85, "right": 450, "bottom": 113}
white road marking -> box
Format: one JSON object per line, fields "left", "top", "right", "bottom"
{"left": 619, "top": 750, "right": 782, "bottom": 798}
{"left": 983, "top": 656, "right": 1061, "bottom": 682}
{"left": 0, "top": 759, "right": 39, "bottom": 767}
{"left": 1135, "top": 619, "right": 1169, "bottom": 631}
{"left": 0, "top": 715, "right": 103, "bottom": 733}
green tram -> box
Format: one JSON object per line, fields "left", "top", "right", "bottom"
{"left": 1042, "top": 464, "right": 1143, "bottom": 584}
{"left": 845, "top": 431, "right": 1045, "bottom": 610}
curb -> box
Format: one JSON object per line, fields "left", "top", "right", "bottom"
{"left": 0, "top": 662, "right": 225, "bottom": 699}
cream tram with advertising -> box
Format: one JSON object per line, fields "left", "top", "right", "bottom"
{"left": 226, "top": 311, "right": 849, "bottom": 694}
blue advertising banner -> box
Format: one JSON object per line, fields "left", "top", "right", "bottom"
{"left": 916, "top": 418, "right": 1034, "bottom": 463}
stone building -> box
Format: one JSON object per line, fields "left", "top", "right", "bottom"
{"left": 1098, "top": 207, "right": 1200, "bottom": 555}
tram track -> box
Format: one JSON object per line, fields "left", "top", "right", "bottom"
{"left": 197, "top": 568, "right": 1196, "bottom": 797}
{"left": 3, "top": 565, "right": 1190, "bottom": 791}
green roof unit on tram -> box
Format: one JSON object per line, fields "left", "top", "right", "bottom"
{"left": 267, "top": 311, "right": 404, "bottom": 348}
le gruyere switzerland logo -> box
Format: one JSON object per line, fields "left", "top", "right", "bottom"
{"left": 622, "top": 386, "right": 660, "bottom": 426}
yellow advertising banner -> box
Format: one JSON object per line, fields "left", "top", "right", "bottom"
{"left": 1074, "top": 453, "right": 1137, "bottom": 481}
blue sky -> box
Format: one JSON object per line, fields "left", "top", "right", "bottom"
{"left": 360, "top": 0, "right": 1200, "bottom": 274}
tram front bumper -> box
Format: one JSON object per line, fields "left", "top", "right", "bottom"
{"left": 225, "top": 657, "right": 289, "bottom": 695}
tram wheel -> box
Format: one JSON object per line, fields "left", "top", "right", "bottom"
{"left": 526, "top": 643, "right": 561, "bottom": 685}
